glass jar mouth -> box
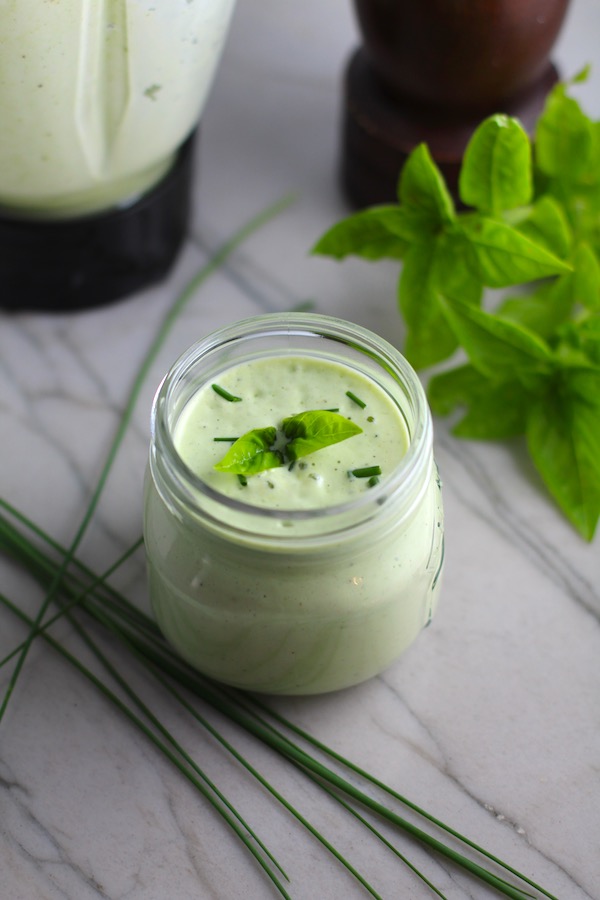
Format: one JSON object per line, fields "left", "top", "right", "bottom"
{"left": 150, "top": 313, "right": 433, "bottom": 533}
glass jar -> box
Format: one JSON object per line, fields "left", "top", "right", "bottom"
{"left": 144, "top": 313, "right": 444, "bottom": 695}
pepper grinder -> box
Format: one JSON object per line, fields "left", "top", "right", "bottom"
{"left": 341, "top": 0, "right": 572, "bottom": 208}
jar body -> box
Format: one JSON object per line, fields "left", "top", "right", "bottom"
{"left": 143, "top": 314, "right": 444, "bottom": 695}
{"left": 0, "top": 0, "right": 236, "bottom": 219}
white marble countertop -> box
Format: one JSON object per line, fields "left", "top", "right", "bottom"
{"left": 1, "top": 2, "right": 599, "bottom": 899}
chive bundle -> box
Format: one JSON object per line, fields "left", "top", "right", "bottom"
{"left": 0, "top": 198, "right": 558, "bottom": 899}
{"left": 0, "top": 503, "right": 558, "bottom": 899}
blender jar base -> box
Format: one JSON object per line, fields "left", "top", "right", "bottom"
{"left": 0, "top": 132, "right": 196, "bottom": 313}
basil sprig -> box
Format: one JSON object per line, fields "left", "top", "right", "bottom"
{"left": 313, "top": 68, "right": 600, "bottom": 540}
{"left": 214, "top": 410, "right": 362, "bottom": 476}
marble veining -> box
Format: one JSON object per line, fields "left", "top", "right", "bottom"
{"left": 1, "top": 1, "right": 599, "bottom": 899}
{"left": 436, "top": 434, "right": 600, "bottom": 619}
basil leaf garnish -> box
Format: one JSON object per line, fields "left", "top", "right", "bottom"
{"left": 281, "top": 410, "right": 363, "bottom": 462}
{"left": 214, "top": 410, "right": 364, "bottom": 476}
{"left": 213, "top": 427, "right": 283, "bottom": 476}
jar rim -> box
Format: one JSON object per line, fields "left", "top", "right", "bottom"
{"left": 150, "top": 312, "right": 433, "bottom": 534}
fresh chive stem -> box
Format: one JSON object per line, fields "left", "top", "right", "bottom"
{"left": 213, "top": 437, "right": 240, "bottom": 442}
{"left": 212, "top": 384, "right": 243, "bottom": 402}
{"left": 237, "top": 474, "right": 248, "bottom": 487}
{"left": 318, "top": 784, "right": 449, "bottom": 900}
{"left": 351, "top": 466, "right": 382, "bottom": 478}
{"left": 346, "top": 391, "right": 367, "bottom": 409}
{"left": 0, "top": 593, "right": 292, "bottom": 900}
{"left": 248, "top": 697, "right": 559, "bottom": 900}
{"left": 368, "top": 476, "right": 380, "bottom": 488}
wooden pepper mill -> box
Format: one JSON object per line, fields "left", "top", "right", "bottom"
{"left": 341, "top": 0, "right": 572, "bottom": 207}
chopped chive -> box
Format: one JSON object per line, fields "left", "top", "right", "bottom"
{"left": 350, "top": 466, "right": 382, "bottom": 479}
{"left": 212, "top": 384, "right": 242, "bottom": 402}
{"left": 213, "top": 437, "right": 240, "bottom": 442}
{"left": 368, "top": 476, "right": 380, "bottom": 488}
{"left": 324, "top": 408, "right": 339, "bottom": 412}
{"left": 346, "top": 391, "right": 366, "bottom": 409}
{"left": 237, "top": 474, "right": 248, "bottom": 487}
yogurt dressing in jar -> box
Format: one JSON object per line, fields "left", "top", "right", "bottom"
{"left": 144, "top": 313, "right": 444, "bottom": 695}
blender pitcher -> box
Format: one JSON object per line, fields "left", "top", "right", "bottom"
{"left": 0, "top": 0, "right": 237, "bottom": 311}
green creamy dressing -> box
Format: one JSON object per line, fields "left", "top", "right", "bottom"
{"left": 174, "top": 355, "right": 410, "bottom": 510}
{"left": 0, "top": 0, "right": 235, "bottom": 218}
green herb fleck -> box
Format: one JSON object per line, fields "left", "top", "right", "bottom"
{"left": 212, "top": 384, "right": 243, "bottom": 403}
{"left": 144, "top": 84, "right": 162, "bottom": 102}
{"left": 351, "top": 466, "right": 382, "bottom": 478}
{"left": 346, "top": 391, "right": 367, "bottom": 409}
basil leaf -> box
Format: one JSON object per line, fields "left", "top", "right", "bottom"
{"left": 433, "top": 230, "right": 483, "bottom": 302}
{"left": 398, "top": 242, "right": 438, "bottom": 327}
{"left": 282, "top": 410, "right": 362, "bottom": 462}
{"left": 428, "top": 364, "right": 531, "bottom": 438}
{"left": 577, "top": 315, "right": 600, "bottom": 363}
{"left": 527, "top": 369, "right": 600, "bottom": 540}
{"left": 452, "top": 379, "right": 532, "bottom": 439}
{"left": 572, "top": 242, "right": 600, "bottom": 310}
{"left": 459, "top": 114, "right": 532, "bottom": 213}
{"left": 499, "top": 270, "right": 578, "bottom": 339}
{"left": 439, "top": 293, "right": 554, "bottom": 381}
{"left": 459, "top": 216, "right": 572, "bottom": 287}
{"left": 214, "top": 426, "right": 283, "bottom": 475}
{"left": 398, "top": 232, "right": 482, "bottom": 369}
{"left": 403, "top": 313, "right": 459, "bottom": 371}
{"left": 501, "top": 241, "right": 600, "bottom": 336}
{"left": 397, "top": 143, "right": 455, "bottom": 234}
{"left": 516, "top": 195, "right": 572, "bottom": 260}
{"left": 555, "top": 314, "right": 600, "bottom": 366}
{"left": 397, "top": 243, "right": 457, "bottom": 368}
{"left": 312, "top": 206, "right": 409, "bottom": 260}
{"left": 535, "top": 84, "right": 595, "bottom": 182}
{"left": 427, "top": 365, "right": 484, "bottom": 416}
{"left": 499, "top": 241, "right": 600, "bottom": 339}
